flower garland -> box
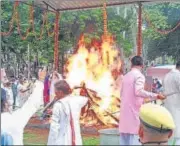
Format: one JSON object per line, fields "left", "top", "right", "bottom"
{"left": 103, "top": 3, "right": 108, "bottom": 39}
{"left": 0, "top": 2, "right": 18, "bottom": 36}
{"left": 16, "top": 2, "right": 31, "bottom": 40}
{"left": 137, "top": 3, "right": 142, "bottom": 56}
{"left": 54, "top": 12, "right": 60, "bottom": 71}
{"left": 143, "top": 9, "right": 180, "bottom": 35}
{"left": 0, "top": 1, "right": 55, "bottom": 40}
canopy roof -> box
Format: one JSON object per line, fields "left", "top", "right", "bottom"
{"left": 20, "top": 0, "right": 180, "bottom": 12}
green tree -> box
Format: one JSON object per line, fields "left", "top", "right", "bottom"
{"left": 143, "top": 3, "right": 180, "bottom": 63}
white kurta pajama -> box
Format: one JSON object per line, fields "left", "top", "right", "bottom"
{"left": 163, "top": 69, "right": 180, "bottom": 145}
{"left": 1, "top": 81, "right": 43, "bottom": 145}
{"left": 47, "top": 95, "right": 88, "bottom": 145}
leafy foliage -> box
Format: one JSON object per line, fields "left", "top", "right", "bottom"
{"left": 1, "top": 1, "right": 180, "bottom": 70}
{"left": 143, "top": 3, "right": 180, "bottom": 62}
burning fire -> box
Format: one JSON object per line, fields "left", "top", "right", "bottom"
{"left": 65, "top": 34, "right": 121, "bottom": 128}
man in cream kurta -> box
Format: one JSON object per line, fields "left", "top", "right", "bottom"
{"left": 163, "top": 61, "right": 180, "bottom": 145}
{"left": 47, "top": 80, "right": 88, "bottom": 145}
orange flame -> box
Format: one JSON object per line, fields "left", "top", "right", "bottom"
{"left": 66, "top": 34, "right": 121, "bottom": 127}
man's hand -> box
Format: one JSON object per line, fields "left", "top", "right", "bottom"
{"left": 157, "top": 94, "right": 166, "bottom": 100}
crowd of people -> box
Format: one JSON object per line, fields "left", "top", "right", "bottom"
{"left": 1, "top": 56, "right": 180, "bottom": 145}
{"left": 152, "top": 78, "right": 163, "bottom": 93}
{"left": 1, "top": 75, "right": 32, "bottom": 112}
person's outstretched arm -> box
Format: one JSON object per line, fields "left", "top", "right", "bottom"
{"left": 13, "top": 81, "right": 44, "bottom": 129}
{"left": 135, "top": 75, "right": 158, "bottom": 99}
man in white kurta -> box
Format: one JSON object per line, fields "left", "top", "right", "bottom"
{"left": 47, "top": 80, "right": 88, "bottom": 145}
{"left": 163, "top": 61, "right": 180, "bottom": 145}
{"left": 1, "top": 81, "right": 43, "bottom": 145}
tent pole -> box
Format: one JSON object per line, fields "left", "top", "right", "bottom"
{"left": 137, "top": 2, "right": 142, "bottom": 56}
{"left": 54, "top": 11, "right": 60, "bottom": 71}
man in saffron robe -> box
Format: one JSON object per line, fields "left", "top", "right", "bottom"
{"left": 47, "top": 80, "right": 88, "bottom": 145}
{"left": 119, "top": 56, "right": 165, "bottom": 145}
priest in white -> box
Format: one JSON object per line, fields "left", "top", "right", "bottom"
{"left": 1, "top": 80, "right": 43, "bottom": 145}
{"left": 163, "top": 61, "right": 180, "bottom": 145}
{"left": 47, "top": 80, "right": 88, "bottom": 145}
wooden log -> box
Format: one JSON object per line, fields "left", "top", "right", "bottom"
{"left": 87, "top": 90, "right": 119, "bottom": 123}
{"left": 75, "top": 84, "right": 120, "bottom": 125}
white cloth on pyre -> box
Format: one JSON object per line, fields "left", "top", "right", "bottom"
{"left": 1, "top": 81, "right": 44, "bottom": 145}
{"left": 163, "top": 68, "right": 180, "bottom": 138}
{"left": 47, "top": 95, "right": 88, "bottom": 145}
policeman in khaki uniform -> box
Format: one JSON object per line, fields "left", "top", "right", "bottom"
{"left": 139, "top": 103, "right": 175, "bottom": 145}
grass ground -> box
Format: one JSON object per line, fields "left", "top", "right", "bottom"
{"left": 24, "top": 128, "right": 100, "bottom": 145}
{"left": 23, "top": 127, "right": 176, "bottom": 145}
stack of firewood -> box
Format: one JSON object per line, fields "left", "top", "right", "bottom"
{"left": 73, "top": 83, "right": 120, "bottom": 128}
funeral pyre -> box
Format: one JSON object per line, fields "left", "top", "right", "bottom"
{"left": 41, "top": 3, "right": 121, "bottom": 128}
{"left": 65, "top": 34, "right": 121, "bottom": 128}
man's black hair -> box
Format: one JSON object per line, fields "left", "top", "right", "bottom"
{"left": 54, "top": 80, "right": 72, "bottom": 95}
{"left": 131, "top": 56, "right": 143, "bottom": 66}
{"left": 176, "top": 60, "right": 180, "bottom": 69}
